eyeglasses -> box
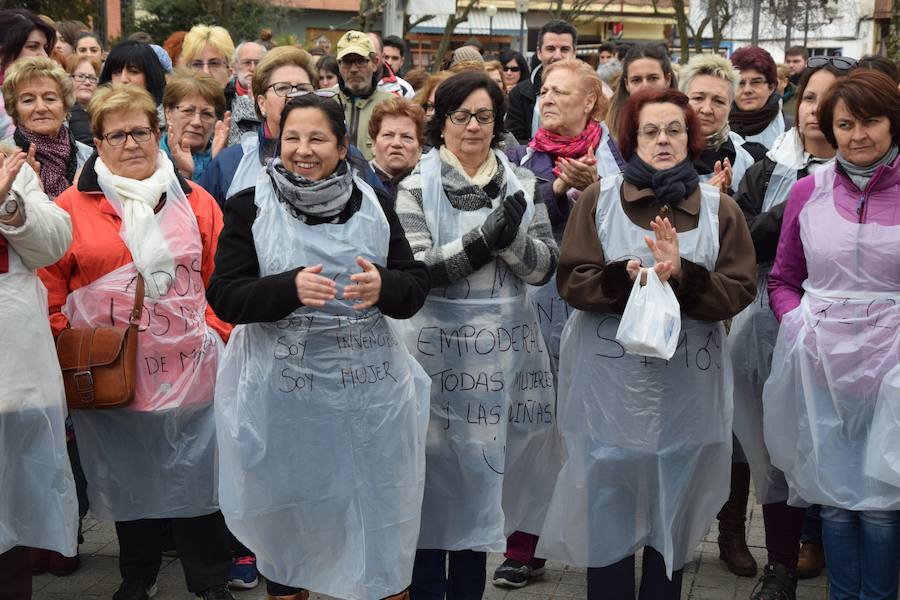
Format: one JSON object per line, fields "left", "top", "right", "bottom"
{"left": 447, "top": 108, "right": 495, "bottom": 125}
{"left": 738, "top": 77, "right": 770, "bottom": 89}
{"left": 267, "top": 82, "right": 316, "bottom": 97}
{"left": 339, "top": 56, "right": 370, "bottom": 68}
{"left": 174, "top": 105, "right": 218, "bottom": 124}
{"left": 503, "top": 66, "right": 521, "bottom": 72}
{"left": 238, "top": 59, "right": 260, "bottom": 69}
{"left": 807, "top": 55, "right": 858, "bottom": 72}
{"left": 101, "top": 127, "right": 154, "bottom": 146}
{"left": 637, "top": 123, "right": 687, "bottom": 140}
{"left": 72, "top": 73, "right": 98, "bottom": 84}
{"left": 187, "top": 59, "right": 228, "bottom": 71}
{"left": 284, "top": 90, "right": 344, "bottom": 110}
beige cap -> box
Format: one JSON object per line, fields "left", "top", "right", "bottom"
{"left": 336, "top": 30, "right": 375, "bottom": 61}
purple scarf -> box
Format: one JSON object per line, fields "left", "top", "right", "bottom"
{"left": 17, "top": 126, "right": 73, "bottom": 197}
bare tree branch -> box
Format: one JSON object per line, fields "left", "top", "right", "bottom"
{"left": 431, "top": 0, "right": 480, "bottom": 72}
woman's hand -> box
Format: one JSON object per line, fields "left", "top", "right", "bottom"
{"left": 707, "top": 157, "right": 732, "bottom": 193}
{"left": 644, "top": 216, "right": 682, "bottom": 279}
{"left": 294, "top": 264, "right": 336, "bottom": 307}
{"left": 0, "top": 150, "right": 27, "bottom": 199}
{"left": 211, "top": 111, "right": 231, "bottom": 160}
{"left": 344, "top": 256, "right": 382, "bottom": 311}
{"left": 627, "top": 259, "right": 675, "bottom": 284}
{"left": 556, "top": 150, "right": 599, "bottom": 192}
{"left": 24, "top": 146, "right": 42, "bottom": 189}
{"left": 168, "top": 124, "right": 194, "bottom": 179}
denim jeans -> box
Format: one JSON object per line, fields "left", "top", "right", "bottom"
{"left": 820, "top": 506, "right": 900, "bottom": 600}
{"left": 801, "top": 504, "right": 823, "bottom": 545}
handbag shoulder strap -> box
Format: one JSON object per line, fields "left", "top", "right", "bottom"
{"left": 128, "top": 275, "right": 145, "bottom": 326}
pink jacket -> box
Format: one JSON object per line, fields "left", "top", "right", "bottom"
{"left": 768, "top": 156, "right": 900, "bottom": 321}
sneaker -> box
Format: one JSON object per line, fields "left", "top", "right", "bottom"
{"left": 492, "top": 558, "right": 545, "bottom": 588}
{"left": 48, "top": 551, "right": 81, "bottom": 576}
{"left": 112, "top": 578, "right": 158, "bottom": 600}
{"left": 196, "top": 584, "right": 235, "bottom": 600}
{"left": 227, "top": 555, "right": 259, "bottom": 590}
{"left": 751, "top": 563, "right": 797, "bottom": 600}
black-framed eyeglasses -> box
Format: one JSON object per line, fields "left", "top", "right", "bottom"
{"left": 72, "top": 73, "right": 98, "bottom": 84}
{"left": 807, "top": 55, "right": 858, "bottom": 72}
{"left": 503, "top": 66, "right": 521, "bottom": 72}
{"left": 101, "top": 127, "right": 154, "bottom": 146}
{"left": 267, "top": 82, "right": 316, "bottom": 97}
{"left": 447, "top": 108, "right": 495, "bottom": 125}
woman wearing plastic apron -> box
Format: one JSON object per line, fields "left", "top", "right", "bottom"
{"left": 679, "top": 51, "right": 770, "bottom": 578}
{"left": 496, "top": 58, "right": 623, "bottom": 589}
{"left": 765, "top": 70, "right": 900, "bottom": 600}
{"left": 0, "top": 147, "right": 76, "bottom": 599}
{"left": 681, "top": 53, "right": 767, "bottom": 200}
{"left": 539, "top": 88, "right": 756, "bottom": 600}
{"left": 731, "top": 59, "right": 851, "bottom": 600}
{"left": 395, "top": 71, "right": 558, "bottom": 600}
{"left": 38, "top": 84, "right": 234, "bottom": 600}
{"left": 208, "top": 93, "right": 431, "bottom": 600}
{"left": 729, "top": 47, "right": 786, "bottom": 151}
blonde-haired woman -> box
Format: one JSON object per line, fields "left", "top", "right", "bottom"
{"left": 680, "top": 53, "right": 766, "bottom": 197}
{"left": 1, "top": 56, "right": 92, "bottom": 198}
{"left": 39, "top": 83, "right": 234, "bottom": 600}
{"left": 181, "top": 24, "right": 235, "bottom": 88}
{"left": 495, "top": 59, "right": 624, "bottom": 588}
{"left": 161, "top": 70, "right": 230, "bottom": 182}
{"left": 65, "top": 54, "right": 100, "bottom": 145}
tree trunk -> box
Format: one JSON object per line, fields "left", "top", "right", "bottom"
{"left": 430, "top": 0, "right": 477, "bottom": 72}
{"left": 671, "top": 0, "right": 690, "bottom": 63}
{"left": 890, "top": 0, "right": 900, "bottom": 60}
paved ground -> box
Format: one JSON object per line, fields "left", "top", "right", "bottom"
{"left": 33, "top": 500, "right": 829, "bottom": 600}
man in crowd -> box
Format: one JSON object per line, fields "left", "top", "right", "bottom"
{"left": 382, "top": 35, "right": 407, "bottom": 78}
{"left": 597, "top": 42, "right": 616, "bottom": 65}
{"left": 366, "top": 32, "right": 415, "bottom": 98}
{"left": 784, "top": 45, "right": 808, "bottom": 84}
{"left": 333, "top": 30, "right": 396, "bottom": 159}
{"left": 505, "top": 20, "right": 578, "bottom": 143}
{"left": 226, "top": 40, "right": 266, "bottom": 144}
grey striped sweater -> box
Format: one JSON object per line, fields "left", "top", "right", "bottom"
{"left": 395, "top": 154, "right": 558, "bottom": 289}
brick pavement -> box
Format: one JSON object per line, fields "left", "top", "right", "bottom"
{"left": 32, "top": 500, "right": 829, "bottom": 600}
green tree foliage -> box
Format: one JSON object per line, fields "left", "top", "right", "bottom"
{"left": 2, "top": 0, "right": 98, "bottom": 25}
{"left": 132, "top": 0, "right": 287, "bottom": 44}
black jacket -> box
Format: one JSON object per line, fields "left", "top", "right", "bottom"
{"left": 732, "top": 156, "right": 791, "bottom": 264}
{"left": 693, "top": 137, "right": 768, "bottom": 196}
{"left": 505, "top": 65, "right": 542, "bottom": 144}
{"left": 206, "top": 182, "right": 430, "bottom": 324}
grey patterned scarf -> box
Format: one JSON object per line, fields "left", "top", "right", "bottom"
{"left": 836, "top": 144, "right": 899, "bottom": 192}
{"left": 267, "top": 158, "right": 353, "bottom": 219}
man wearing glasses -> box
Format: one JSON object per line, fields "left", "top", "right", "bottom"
{"left": 224, "top": 41, "right": 267, "bottom": 144}
{"left": 330, "top": 30, "right": 395, "bottom": 160}
{"left": 504, "top": 20, "right": 578, "bottom": 144}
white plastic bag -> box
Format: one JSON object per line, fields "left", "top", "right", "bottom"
{"left": 615, "top": 267, "right": 681, "bottom": 360}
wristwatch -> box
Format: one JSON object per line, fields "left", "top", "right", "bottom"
{"left": 0, "top": 192, "right": 20, "bottom": 220}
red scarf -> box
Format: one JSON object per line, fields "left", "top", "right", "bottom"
{"left": 236, "top": 78, "right": 250, "bottom": 97}
{"left": 529, "top": 119, "right": 603, "bottom": 176}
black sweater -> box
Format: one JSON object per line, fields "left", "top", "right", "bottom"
{"left": 206, "top": 184, "right": 430, "bottom": 324}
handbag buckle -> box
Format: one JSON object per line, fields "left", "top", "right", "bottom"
{"left": 73, "top": 371, "right": 94, "bottom": 397}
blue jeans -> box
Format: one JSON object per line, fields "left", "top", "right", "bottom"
{"left": 820, "top": 506, "right": 900, "bottom": 600}
{"left": 802, "top": 504, "right": 823, "bottom": 545}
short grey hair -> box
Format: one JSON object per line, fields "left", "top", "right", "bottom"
{"left": 679, "top": 53, "right": 740, "bottom": 98}
{"left": 232, "top": 40, "right": 267, "bottom": 67}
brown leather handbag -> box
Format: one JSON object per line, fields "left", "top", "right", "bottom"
{"left": 57, "top": 276, "right": 145, "bottom": 410}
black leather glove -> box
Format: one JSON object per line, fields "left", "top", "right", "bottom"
{"left": 480, "top": 206, "right": 506, "bottom": 250}
{"left": 497, "top": 190, "right": 526, "bottom": 248}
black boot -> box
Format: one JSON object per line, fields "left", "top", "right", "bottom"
{"left": 717, "top": 462, "right": 758, "bottom": 577}
{"left": 751, "top": 563, "right": 797, "bottom": 600}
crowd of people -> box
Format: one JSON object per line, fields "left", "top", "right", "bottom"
{"left": 1, "top": 8, "right": 900, "bottom": 600}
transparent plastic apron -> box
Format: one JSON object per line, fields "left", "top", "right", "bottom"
{"left": 396, "top": 148, "right": 553, "bottom": 550}
{"left": 226, "top": 134, "right": 263, "bottom": 199}
{"left": 522, "top": 121, "right": 622, "bottom": 373}
{"left": 730, "top": 162, "right": 796, "bottom": 504}
{"left": 0, "top": 248, "right": 78, "bottom": 556}
{"left": 64, "top": 179, "right": 222, "bottom": 521}
{"left": 216, "top": 172, "right": 430, "bottom": 600}
{"left": 745, "top": 112, "right": 785, "bottom": 150}
{"left": 764, "top": 166, "right": 900, "bottom": 510}
{"left": 698, "top": 131, "right": 753, "bottom": 192}
{"left": 538, "top": 176, "right": 732, "bottom": 576}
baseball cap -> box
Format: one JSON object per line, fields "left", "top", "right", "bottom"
{"left": 336, "top": 30, "right": 375, "bottom": 61}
